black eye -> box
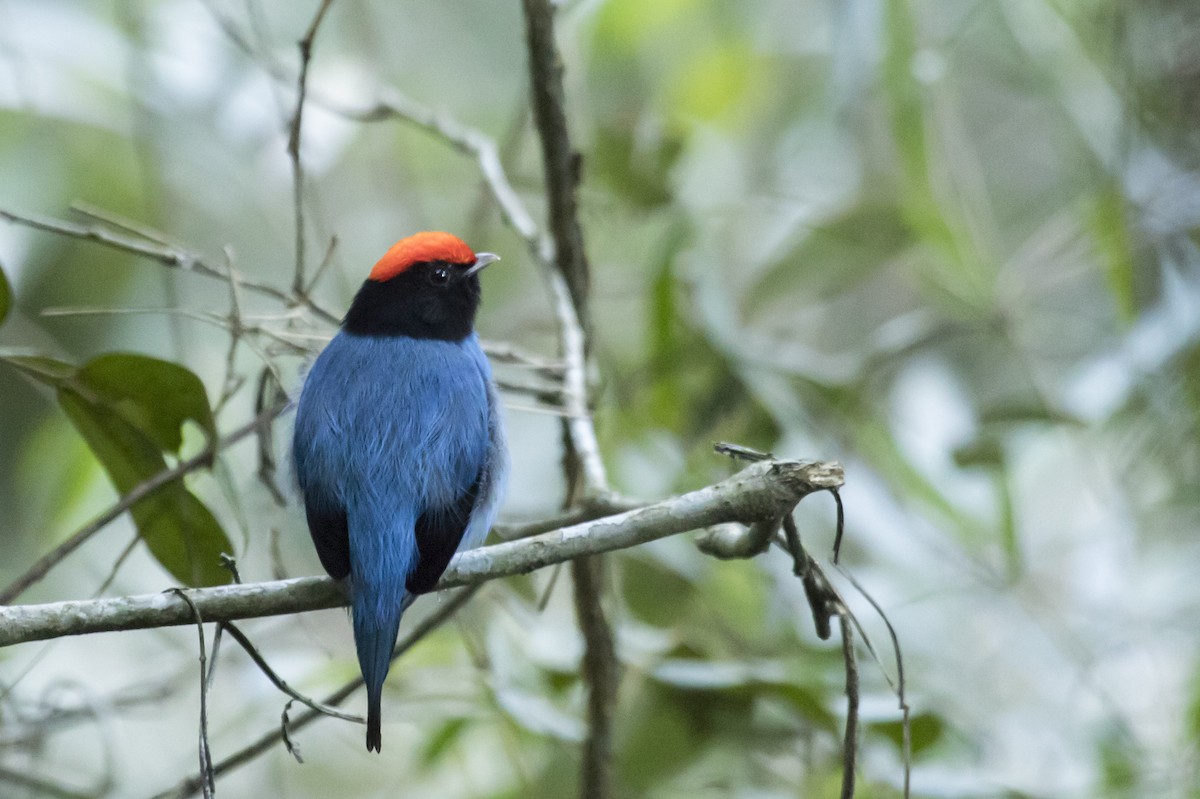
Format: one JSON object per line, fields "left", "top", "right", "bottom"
{"left": 428, "top": 266, "right": 451, "bottom": 286}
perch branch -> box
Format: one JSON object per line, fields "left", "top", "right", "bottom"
{"left": 0, "top": 459, "right": 842, "bottom": 648}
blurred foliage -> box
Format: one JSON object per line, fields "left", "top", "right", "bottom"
{"left": 0, "top": 263, "right": 10, "bottom": 324}
{"left": 0, "top": 1, "right": 1198, "bottom": 798}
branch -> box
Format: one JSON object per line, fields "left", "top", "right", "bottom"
{"left": 0, "top": 207, "right": 338, "bottom": 325}
{"left": 571, "top": 555, "right": 617, "bottom": 798}
{"left": 0, "top": 459, "right": 842, "bottom": 648}
{"left": 521, "top": 0, "right": 589, "bottom": 327}
{"left": 838, "top": 609, "right": 860, "bottom": 799}
{"left": 286, "top": 0, "right": 335, "bottom": 296}
{"left": 519, "top": 6, "right": 615, "bottom": 798}
{"left": 167, "top": 590, "right": 214, "bottom": 799}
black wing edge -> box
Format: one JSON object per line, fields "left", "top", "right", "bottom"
{"left": 406, "top": 472, "right": 482, "bottom": 594}
{"left": 304, "top": 496, "right": 351, "bottom": 581}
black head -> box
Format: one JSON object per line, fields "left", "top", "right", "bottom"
{"left": 341, "top": 232, "right": 499, "bottom": 340}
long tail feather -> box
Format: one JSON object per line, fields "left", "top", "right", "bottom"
{"left": 355, "top": 608, "right": 402, "bottom": 753}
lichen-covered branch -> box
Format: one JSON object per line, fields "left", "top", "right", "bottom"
{"left": 0, "top": 459, "right": 842, "bottom": 648}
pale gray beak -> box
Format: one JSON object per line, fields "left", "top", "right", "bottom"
{"left": 464, "top": 252, "right": 500, "bottom": 277}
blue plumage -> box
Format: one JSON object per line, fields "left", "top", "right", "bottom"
{"left": 293, "top": 233, "right": 507, "bottom": 752}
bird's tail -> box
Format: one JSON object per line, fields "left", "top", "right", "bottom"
{"left": 353, "top": 601, "right": 404, "bottom": 753}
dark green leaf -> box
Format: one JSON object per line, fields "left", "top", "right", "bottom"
{"left": 952, "top": 436, "right": 1004, "bottom": 469}
{"left": 58, "top": 387, "right": 231, "bottom": 587}
{"left": 619, "top": 683, "right": 705, "bottom": 792}
{"left": 979, "top": 403, "right": 1082, "bottom": 427}
{"left": 758, "top": 683, "right": 838, "bottom": 733}
{"left": 745, "top": 203, "right": 912, "bottom": 311}
{"left": 621, "top": 555, "right": 694, "bottom": 627}
{"left": 593, "top": 126, "right": 682, "bottom": 209}
{"left": 871, "top": 712, "right": 946, "bottom": 757}
{"left": 1, "top": 354, "right": 77, "bottom": 385}
{"left": 418, "top": 717, "right": 469, "bottom": 768}
{"left": 76, "top": 353, "right": 216, "bottom": 452}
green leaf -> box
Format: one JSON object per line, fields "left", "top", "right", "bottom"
{"left": 0, "top": 263, "right": 10, "bottom": 325}
{"left": 871, "top": 712, "right": 946, "bottom": 757}
{"left": 58, "top": 387, "right": 231, "bottom": 586}
{"left": 619, "top": 682, "right": 706, "bottom": 792}
{"left": 745, "top": 203, "right": 912, "bottom": 311}
{"left": 952, "top": 436, "right": 1004, "bottom": 469}
{"left": 76, "top": 353, "right": 216, "bottom": 452}
{"left": 1, "top": 354, "right": 77, "bottom": 385}
{"left": 418, "top": 717, "right": 469, "bottom": 769}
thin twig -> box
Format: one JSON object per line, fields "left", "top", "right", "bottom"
{"left": 0, "top": 207, "right": 338, "bottom": 324}
{"left": 304, "top": 234, "right": 339, "bottom": 296}
{"left": 216, "top": 245, "right": 248, "bottom": 411}
{"left": 69, "top": 200, "right": 175, "bottom": 247}
{"left": 550, "top": 273, "right": 607, "bottom": 497}
{"left": 521, "top": 0, "right": 590, "bottom": 326}
{"left": 168, "top": 589, "right": 215, "bottom": 799}
{"left": 837, "top": 608, "right": 859, "bottom": 799}
{"left": 0, "top": 765, "right": 96, "bottom": 799}
{"left": 287, "top": 0, "right": 335, "bottom": 296}
{"left": 570, "top": 556, "right": 617, "bottom": 799}
{"left": 0, "top": 403, "right": 286, "bottom": 605}
{"left": 836, "top": 565, "right": 910, "bottom": 799}
{"left": 220, "top": 621, "right": 361, "bottom": 724}
{"left": 253, "top": 369, "right": 289, "bottom": 507}
{"left": 91, "top": 532, "right": 141, "bottom": 597}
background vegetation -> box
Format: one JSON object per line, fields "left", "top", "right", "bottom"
{"left": 1, "top": 0, "right": 1198, "bottom": 797}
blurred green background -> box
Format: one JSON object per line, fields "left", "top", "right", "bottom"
{"left": 1, "top": 0, "right": 1199, "bottom": 796}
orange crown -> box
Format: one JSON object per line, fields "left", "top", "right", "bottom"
{"left": 368, "top": 231, "right": 477, "bottom": 282}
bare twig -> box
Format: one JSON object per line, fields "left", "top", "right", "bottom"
{"left": 216, "top": 245, "right": 248, "bottom": 411}
{"left": 304, "top": 234, "right": 339, "bottom": 296}
{"left": 521, "top": 0, "right": 589, "bottom": 327}
{"left": 0, "top": 459, "right": 843, "bottom": 647}
{"left": 0, "top": 765, "right": 96, "bottom": 799}
{"left": 154, "top": 586, "right": 481, "bottom": 799}
{"left": 0, "top": 207, "right": 338, "bottom": 324}
{"left": 168, "top": 589, "right": 215, "bottom": 799}
{"left": 287, "top": 0, "right": 335, "bottom": 296}
{"left": 0, "top": 403, "right": 286, "bottom": 605}
{"left": 571, "top": 556, "right": 617, "bottom": 798}
{"left": 69, "top": 200, "right": 175, "bottom": 247}
{"left": 550, "top": 273, "right": 607, "bottom": 497}
{"left": 253, "top": 369, "right": 289, "bottom": 506}
{"left": 713, "top": 441, "right": 773, "bottom": 461}
{"left": 518, "top": 6, "right": 615, "bottom": 799}
{"left": 220, "top": 621, "right": 361, "bottom": 724}
{"left": 837, "top": 609, "right": 859, "bottom": 799}
{"left": 836, "top": 565, "right": 911, "bottom": 799}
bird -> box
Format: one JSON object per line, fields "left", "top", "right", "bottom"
{"left": 292, "top": 231, "right": 508, "bottom": 752}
